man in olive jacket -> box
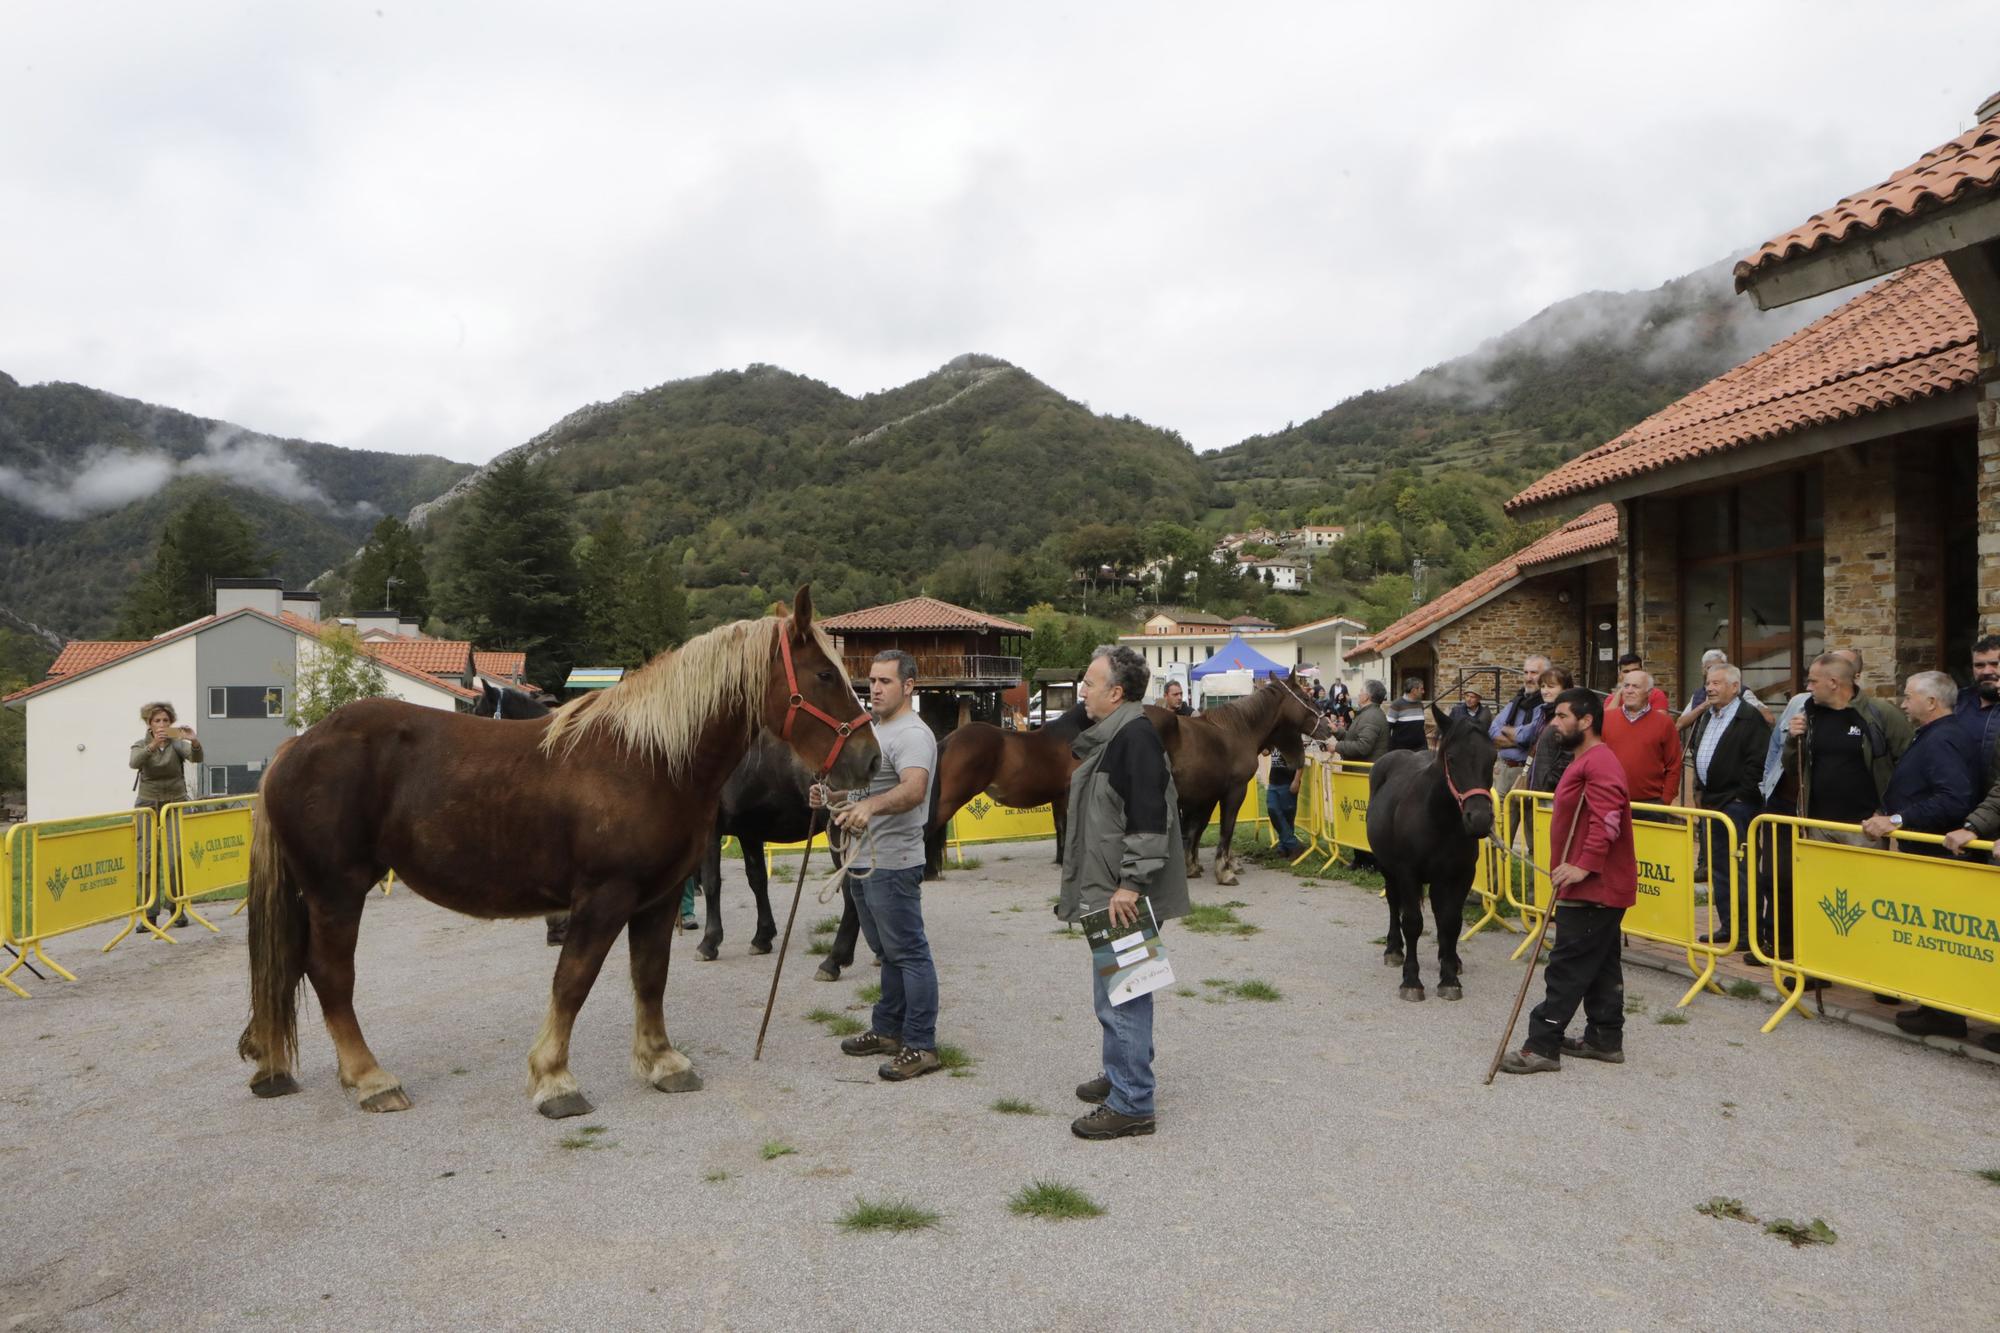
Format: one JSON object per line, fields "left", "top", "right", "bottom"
{"left": 1334, "top": 679, "right": 1390, "bottom": 762}
{"left": 1059, "top": 646, "right": 1188, "bottom": 1141}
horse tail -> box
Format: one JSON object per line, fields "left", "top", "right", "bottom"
{"left": 237, "top": 794, "right": 308, "bottom": 1070}
{"left": 922, "top": 737, "right": 949, "bottom": 879}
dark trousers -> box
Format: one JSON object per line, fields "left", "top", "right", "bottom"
{"left": 850, "top": 866, "right": 939, "bottom": 1050}
{"left": 1526, "top": 904, "right": 1627, "bottom": 1057}
{"left": 1702, "top": 799, "right": 1756, "bottom": 945}
{"left": 1266, "top": 786, "right": 1303, "bottom": 855}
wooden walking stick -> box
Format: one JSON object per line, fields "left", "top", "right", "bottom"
{"left": 754, "top": 805, "right": 825, "bottom": 1062}
{"left": 1483, "top": 801, "right": 1582, "bottom": 1085}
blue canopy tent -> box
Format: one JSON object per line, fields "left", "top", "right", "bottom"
{"left": 1187, "top": 635, "right": 1291, "bottom": 681}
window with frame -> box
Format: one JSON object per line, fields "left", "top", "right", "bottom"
{"left": 207, "top": 685, "right": 283, "bottom": 720}
{"left": 1678, "top": 469, "right": 1823, "bottom": 703}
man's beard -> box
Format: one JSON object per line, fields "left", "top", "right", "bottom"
{"left": 1559, "top": 728, "right": 1586, "bottom": 750}
{"left": 1980, "top": 677, "right": 1999, "bottom": 702}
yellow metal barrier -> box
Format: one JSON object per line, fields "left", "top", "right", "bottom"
{"left": 948, "top": 797, "right": 1057, "bottom": 864}
{"left": 1317, "top": 759, "right": 1372, "bottom": 869}
{"left": 1747, "top": 814, "right": 2000, "bottom": 1034}
{"left": 1498, "top": 789, "right": 1736, "bottom": 1006}
{"left": 1289, "top": 761, "right": 1326, "bottom": 865}
{"left": 3, "top": 807, "right": 158, "bottom": 996}
{"left": 157, "top": 795, "right": 256, "bottom": 932}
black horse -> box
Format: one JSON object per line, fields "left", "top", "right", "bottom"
{"left": 1365, "top": 705, "right": 1497, "bottom": 1003}
{"left": 474, "top": 679, "right": 554, "bottom": 719}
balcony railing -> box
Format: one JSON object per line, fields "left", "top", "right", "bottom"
{"left": 843, "top": 654, "right": 1022, "bottom": 683}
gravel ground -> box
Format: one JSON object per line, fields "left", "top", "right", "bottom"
{"left": 4, "top": 841, "right": 1998, "bottom": 1332}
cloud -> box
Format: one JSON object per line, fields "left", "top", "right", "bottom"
{"left": 0, "top": 427, "right": 378, "bottom": 521}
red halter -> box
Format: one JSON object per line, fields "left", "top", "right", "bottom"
{"left": 778, "top": 629, "right": 872, "bottom": 776}
{"left": 1440, "top": 755, "right": 1492, "bottom": 812}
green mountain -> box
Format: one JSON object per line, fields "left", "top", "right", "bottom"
{"left": 0, "top": 372, "right": 475, "bottom": 638}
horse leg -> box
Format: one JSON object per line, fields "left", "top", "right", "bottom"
{"left": 744, "top": 837, "right": 776, "bottom": 954}
{"left": 1185, "top": 804, "right": 1212, "bottom": 879}
{"left": 1382, "top": 880, "right": 1405, "bottom": 967}
{"left": 629, "top": 896, "right": 702, "bottom": 1093}
{"left": 1052, "top": 789, "right": 1068, "bottom": 865}
{"left": 527, "top": 888, "right": 629, "bottom": 1119}
{"left": 1214, "top": 786, "right": 1243, "bottom": 887}
{"left": 1396, "top": 878, "right": 1428, "bottom": 1001}
{"left": 1431, "top": 876, "right": 1469, "bottom": 1001}
{"left": 697, "top": 835, "right": 725, "bottom": 961}
{"left": 816, "top": 874, "right": 861, "bottom": 982}
{"left": 302, "top": 883, "right": 409, "bottom": 1112}
{"left": 544, "top": 914, "right": 568, "bottom": 946}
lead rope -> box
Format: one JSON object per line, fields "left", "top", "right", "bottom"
{"left": 753, "top": 790, "right": 881, "bottom": 1061}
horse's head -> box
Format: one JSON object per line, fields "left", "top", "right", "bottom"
{"left": 768, "top": 585, "right": 878, "bottom": 789}
{"left": 1273, "top": 674, "right": 1334, "bottom": 758}
{"left": 1431, "top": 703, "right": 1496, "bottom": 839}
{"left": 474, "top": 680, "right": 502, "bottom": 717}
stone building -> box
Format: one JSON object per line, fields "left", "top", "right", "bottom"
{"left": 1508, "top": 90, "right": 2000, "bottom": 706}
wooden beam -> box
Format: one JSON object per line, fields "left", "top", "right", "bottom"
{"left": 1943, "top": 239, "right": 2000, "bottom": 333}
{"left": 1741, "top": 193, "right": 2000, "bottom": 310}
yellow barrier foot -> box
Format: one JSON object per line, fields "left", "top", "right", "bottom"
{"left": 1760, "top": 970, "right": 1809, "bottom": 1033}
{"left": 229, "top": 897, "right": 249, "bottom": 917}
{"left": 182, "top": 906, "right": 221, "bottom": 934}
{"left": 1289, "top": 844, "right": 1318, "bottom": 867}
{"left": 1674, "top": 951, "right": 1719, "bottom": 1009}
{"left": 32, "top": 943, "right": 76, "bottom": 983}
{"left": 0, "top": 953, "right": 30, "bottom": 998}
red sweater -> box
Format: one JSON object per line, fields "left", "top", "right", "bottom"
{"left": 1549, "top": 743, "right": 1637, "bottom": 909}
{"left": 1600, "top": 704, "right": 1683, "bottom": 803}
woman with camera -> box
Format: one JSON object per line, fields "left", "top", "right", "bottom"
{"left": 131, "top": 701, "right": 203, "bottom": 931}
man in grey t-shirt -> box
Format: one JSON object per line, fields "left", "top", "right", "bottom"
{"left": 809, "top": 649, "right": 942, "bottom": 1081}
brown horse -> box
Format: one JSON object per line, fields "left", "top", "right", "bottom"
{"left": 1162, "top": 676, "right": 1330, "bottom": 887}
{"left": 236, "top": 588, "right": 876, "bottom": 1119}
{"left": 921, "top": 704, "right": 1090, "bottom": 879}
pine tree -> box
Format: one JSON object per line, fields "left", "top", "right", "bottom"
{"left": 118, "top": 491, "right": 272, "bottom": 636}
{"left": 628, "top": 548, "right": 689, "bottom": 662}
{"left": 440, "top": 456, "right": 581, "bottom": 690}
{"left": 577, "top": 513, "right": 640, "bottom": 664}
{"left": 350, "top": 516, "right": 432, "bottom": 622}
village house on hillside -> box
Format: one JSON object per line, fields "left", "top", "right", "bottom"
{"left": 1119, "top": 611, "right": 1367, "bottom": 688}
{"left": 1, "top": 579, "right": 529, "bottom": 821}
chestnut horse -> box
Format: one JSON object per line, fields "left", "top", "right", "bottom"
{"left": 1165, "top": 676, "right": 1331, "bottom": 887}
{"left": 921, "top": 704, "right": 1090, "bottom": 879}
{"left": 237, "top": 588, "right": 876, "bottom": 1119}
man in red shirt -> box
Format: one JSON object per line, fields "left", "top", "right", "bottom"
{"left": 1601, "top": 668, "right": 1683, "bottom": 805}
{"left": 1501, "top": 688, "right": 1638, "bottom": 1074}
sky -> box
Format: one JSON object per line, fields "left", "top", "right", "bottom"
{"left": 4, "top": 3, "right": 1997, "bottom": 465}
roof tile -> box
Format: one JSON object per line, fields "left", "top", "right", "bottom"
{"left": 365, "top": 639, "right": 473, "bottom": 675}
{"left": 48, "top": 641, "right": 149, "bottom": 675}
{"left": 819, "top": 595, "right": 1032, "bottom": 635}
{"left": 1509, "top": 261, "right": 1977, "bottom": 512}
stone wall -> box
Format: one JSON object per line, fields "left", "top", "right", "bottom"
{"left": 1622, "top": 497, "right": 1682, "bottom": 705}
{"left": 1432, "top": 568, "right": 1583, "bottom": 692}
{"left": 1824, "top": 439, "right": 1943, "bottom": 698}
{"left": 1980, "top": 342, "right": 2000, "bottom": 629}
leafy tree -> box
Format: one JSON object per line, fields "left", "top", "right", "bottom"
{"left": 349, "top": 516, "right": 431, "bottom": 621}
{"left": 286, "top": 624, "right": 391, "bottom": 728}
{"left": 1019, "top": 603, "right": 1123, "bottom": 681}
{"left": 117, "top": 492, "right": 273, "bottom": 636}
{"left": 627, "top": 548, "right": 690, "bottom": 661}
{"left": 439, "top": 455, "right": 582, "bottom": 691}
{"left": 0, "top": 628, "right": 54, "bottom": 792}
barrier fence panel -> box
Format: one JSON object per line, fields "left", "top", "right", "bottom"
{"left": 3, "top": 808, "right": 155, "bottom": 996}
{"left": 1318, "top": 760, "right": 1372, "bottom": 869}
{"left": 158, "top": 796, "right": 256, "bottom": 931}
{"left": 0, "top": 826, "right": 21, "bottom": 998}
{"left": 948, "top": 798, "right": 1058, "bottom": 865}
{"left": 1748, "top": 814, "right": 2000, "bottom": 1034}
{"left": 1290, "top": 762, "right": 1325, "bottom": 865}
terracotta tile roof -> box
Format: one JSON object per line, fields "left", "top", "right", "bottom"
{"left": 365, "top": 639, "right": 473, "bottom": 676}
{"left": 1509, "top": 261, "right": 1978, "bottom": 512}
{"left": 1351, "top": 505, "right": 1618, "bottom": 659}
{"left": 1736, "top": 107, "right": 2000, "bottom": 289}
{"left": 48, "top": 641, "right": 149, "bottom": 675}
{"left": 473, "top": 651, "right": 528, "bottom": 681}
{"left": 818, "top": 596, "right": 1032, "bottom": 635}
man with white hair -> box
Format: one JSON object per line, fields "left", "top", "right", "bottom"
{"left": 1601, "top": 667, "right": 1682, "bottom": 805}
{"left": 1677, "top": 649, "right": 1773, "bottom": 734}
{"left": 1688, "top": 662, "right": 1770, "bottom": 951}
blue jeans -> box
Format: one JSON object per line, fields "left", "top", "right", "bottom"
{"left": 1267, "top": 785, "right": 1304, "bottom": 855}
{"left": 1092, "top": 945, "right": 1156, "bottom": 1117}
{"left": 851, "top": 866, "right": 938, "bottom": 1051}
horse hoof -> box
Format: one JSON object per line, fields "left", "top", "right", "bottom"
{"left": 1383, "top": 953, "right": 1404, "bottom": 967}
{"left": 360, "top": 1085, "right": 412, "bottom": 1113}
{"left": 1398, "top": 987, "right": 1425, "bottom": 1002}
{"left": 1438, "top": 985, "right": 1463, "bottom": 1002}
{"left": 249, "top": 1073, "right": 300, "bottom": 1099}
{"left": 814, "top": 964, "right": 842, "bottom": 982}
{"left": 750, "top": 942, "right": 773, "bottom": 956}
{"left": 652, "top": 1069, "right": 703, "bottom": 1094}
{"left": 696, "top": 943, "right": 718, "bottom": 962}
{"left": 537, "top": 1091, "right": 593, "bottom": 1120}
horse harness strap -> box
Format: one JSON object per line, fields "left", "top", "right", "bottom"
{"left": 1440, "top": 754, "right": 1492, "bottom": 812}
{"left": 778, "top": 630, "right": 872, "bottom": 776}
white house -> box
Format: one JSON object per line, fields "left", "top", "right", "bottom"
{"left": 4, "top": 579, "right": 476, "bottom": 821}
{"left": 1239, "top": 558, "right": 1304, "bottom": 592}
{"left": 1119, "top": 612, "right": 1370, "bottom": 688}
{"left": 1288, "top": 525, "right": 1347, "bottom": 549}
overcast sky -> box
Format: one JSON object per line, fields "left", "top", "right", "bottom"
{"left": 4, "top": 3, "right": 1996, "bottom": 464}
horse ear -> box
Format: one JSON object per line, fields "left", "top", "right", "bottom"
{"left": 1432, "top": 703, "right": 1453, "bottom": 732}
{"left": 791, "top": 585, "right": 814, "bottom": 633}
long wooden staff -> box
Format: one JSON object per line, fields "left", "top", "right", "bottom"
{"left": 1483, "top": 798, "right": 1583, "bottom": 1085}
{"left": 754, "top": 805, "right": 824, "bottom": 1062}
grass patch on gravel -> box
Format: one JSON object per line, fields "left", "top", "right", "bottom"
{"left": 760, "top": 1141, "right": 798, "bottom": 1161}
{"left": 811, "top": 915, "right": 840, "bottom": 936}
{"left": 838, "top": 1198, "right": 942, "bottom": 1234}
{"left": 938, "top": 1043, "right": 975, "bottom": 1075}
{"left": 956, "top": 857, "right": 984, "bottom": 871}
{"left": 1765, "top": 1217, "right": 1838, "bottom": 1247}
{"left": 826, "top": 1015, "right": 865, "bottom": 1037}
{"left": 1183, "top": 902, "right": 1259, "bottom": 936}
{"left": 1724, "top": 979, "right": 1765, "bottom": 1000}
{"left": 1974, "top": 1167, "right": 2000, "bottom": 1185}
{"left": 806, "top": 939, "right": 833, "bottom": 956}
{"left": 991, "top": 1098, "right": 1043, "bottom": 1116}
{"left": 1200, "top": 978, "right": 1230, "bottom": 988}
{"left": 1231, "top": 979, "right": 1283, "bottom": 1002}
{"left": 559, "top": 1126, "right": 612, "bottom": 1151}
{"left": 1656, "top": 1011, "right": 1689, "bottom": 1026}
{"left": 1175, "top": 987, "right": 1198, "bottom": 997}
{"left": 804, "top": 1007, "right": 842, "bottom": 1025}
{"left": 1696, "top": 1196, "right": 1753, "bottom": 1221}
{"left": 704, "top": 1169, "right": 730, "bottom": 1184}
{"left": 1624, "top": 995, "right": 1648, "bottom": 1015}
{"left": 1008, "top": 1179, "right": 1106, "bottom": 1221}
{"left": 856, "top": 981, "right": 882, "bottom": 1003}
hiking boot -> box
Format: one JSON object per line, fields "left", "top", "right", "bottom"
{"left": 840, "top": 1031, "right": 900, "bottom": 1057}
{"left": 1895, "top": 1006, "right": 1968, "bottom": 1039}
{"left": 679, "top": 914, "right": 699, "bottom": 931}
{"left": 1497, "top": 1048, "right": 1561, "bottom": 1075}
{"left": 878, "top": 1046, "right": 940, "bottom": 1081}
{"left": 1071, "top": 1105, "right": 1155, "bottom": 1139}
{"left": 1075, "top": 1076, "right": 1111, "bottom": 1105}
{"left": 1560, "top": 1038, "right": 1625, "bottom": 1064}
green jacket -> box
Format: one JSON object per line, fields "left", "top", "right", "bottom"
{"left": 130, "top": 735, "right": 202, "bottom": 804}
{"left": 1058, "top": 701, "right": 1188, "bottom": 924}
{"left": 1334, "top": 701, "right": 1388, "bottom": 762}
{"left": 1780, "top": 693, "right": 1911, "bottom": 816}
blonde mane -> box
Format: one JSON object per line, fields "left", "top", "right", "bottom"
{"left": 538, "top": 614, "right": 845, "bottom": 777}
